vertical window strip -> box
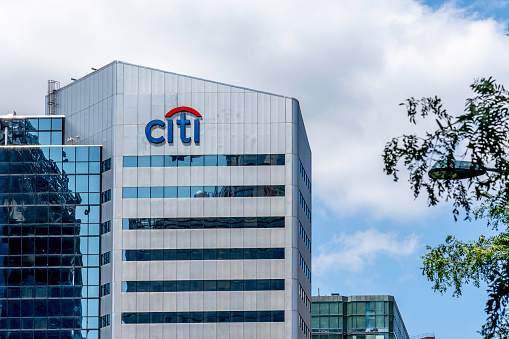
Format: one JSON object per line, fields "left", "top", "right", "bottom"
{"left": 299, "top": 160, "right": 311, "bottom": 193}
{"left": 299, "top": 283, "right": 311, "bottom": 313}
{"left": 101, "top": 158, "right": 112, "bottom": 172}
{"left": 299, "top": 221, "right": 311, "bottom": 252}
{"left": 100, "top": 251, "right": 111, "bottom": 265}
{"left": 101, "top": 189, "right": 111, "bottom": 203}
{"left": 299, "top": 313, "right": 311, "bottom": 339}
{"left": 299, "top": 252, "right": 311, "bottom": 282}
{"left": 101, "top": 220, "right": 111, "bottom": 234}
{"left": 101, "top": 283, "right": 111, "bottom": 297}
{"left": 100, "top": 314, "right": 111, "bottom": 328}
{"left": 299, "top": 191, "right": 311, "bottom": 222}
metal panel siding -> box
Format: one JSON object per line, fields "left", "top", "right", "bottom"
{"left": 50, "top": 61, "right": 310, "bottom": 339}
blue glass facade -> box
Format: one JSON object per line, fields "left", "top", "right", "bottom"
{"left": 0, "top": 116, "right": 101, "bottom": 339}
{"left": 0, "top": 117, "right": 63, "bottom": 146}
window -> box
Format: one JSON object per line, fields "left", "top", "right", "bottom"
{"left": 299, "top": 221, "right": 311, "bottom": 252}
{"left": 101, "top": 158, "right": 111, "bottom": 172}
{"left": 299, "top": 159, "right": 311, "bottom": 192}
{"left": 101, "top": 220, "right": 111, "bottom": 234}
{"left": 101, "top": 283, "right": 110, "bottom": 296}
{"left": 101, "top": 252, "right": 111, "bottom": 265}
{"left": 299, "top": 252, "right": 311, "bottom": 282}
{"left": 122, "top": 216, "right": 285, "bottom": 230}
{"left": 101, "top": 189, "right": 111, "bottom": 203}
{"left": 299, "top": 283, "right": 311, "bottom": 312}
{"left": 122, "top": 185, "right": 285, "bottom": 199}
{"left": 122, "top": 279, "right": 284, "bottom": 292}
{"left": 122, "top": 248, "right": 285, "bottom": 261}
{"left": 299, "top": 313, "right": 311, "bottom": 339}
{"left": 121, "top": 311, "right": 284, "bottom": 324}
{"left": 100, "top": 314, "right": 110, "bottom": 327}
{"left": 299, "top": 190, "right": 311, "bottom": 221}
{"left": 122, "top": 154, "right": 285, "bottom": 168}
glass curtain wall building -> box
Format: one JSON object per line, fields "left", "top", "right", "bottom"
{"left": 46, "top": 61, "right": 312, "bottom": 339}
{"left": 311, "top": 295, "right": 410, "bottom": 339}
{"left": 0, "top": 115, "right": 102, "bottom": 339}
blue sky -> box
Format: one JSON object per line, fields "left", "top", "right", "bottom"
{"left": 1, "top": 0, "right": 509, "bottom": 337}
{"left": 309, "top": 1, "right": 509, "bottom": 336}
{"left": 423, "top": 0, "right": 509, "bottom": 21}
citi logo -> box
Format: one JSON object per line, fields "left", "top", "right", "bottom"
{"left": 145, "top": 106, "right": 201, "bottom": 144}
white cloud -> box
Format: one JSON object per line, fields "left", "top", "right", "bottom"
{"left": 0, "top": 0, "right": 508, "bottom": 221}
{"left": 313, "top": 229, "right": 420, "bottom": 275}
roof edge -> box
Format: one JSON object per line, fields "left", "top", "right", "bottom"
{"left": 57, "top": 60, "right": 297, "bottom": 100}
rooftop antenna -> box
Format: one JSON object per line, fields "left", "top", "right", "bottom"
{"left": 318, "top": 288, "right": 320, "bottom": 296}
{"left": 47, "top": 80, "right": 60, "bottom": 115}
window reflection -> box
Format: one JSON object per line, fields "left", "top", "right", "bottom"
{"left": 123, "top": 248, "right": 285, "bottom": 261}
{"left": 122, "top": 185, "right": 285, "bottom": 199}
{"left": 115, "top": 216, "right": 283, "bottom": 230}
{"left": 123, "top": 154, "right": 286, "bottom": 167}
{"left": 122, "top": 311, "right": 285, "bottom": 324}
{"left": 122, "top": 279, "right": 285, "bottom": 292}
{"left": 0, "top": 144, "right": 101, "bottom": 336}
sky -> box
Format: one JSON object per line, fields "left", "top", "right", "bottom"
{"left": 1, "top": 0, "right": 509, "bottom": 337}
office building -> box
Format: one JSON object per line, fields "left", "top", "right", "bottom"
{"left": 0, "top": 113, "right": 102, "bottom": 339}
{"left": 311, "top": 294, "right": 409, "bottom": 339}
{"left": 0, "top": 61, "right": 312, "bottom": 339}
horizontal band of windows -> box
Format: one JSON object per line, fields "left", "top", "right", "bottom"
{"left": 0, "top": 206, "right": 101, "bottom": 225}
{"left": 1, "top": 286, "right": 99, "bottom": 299}
{"left": 123, "top": 217, "right": 284, "bottom": 230}
{"left": 0, "top": 324, "right": 100, "bottom": 333}
{"left": 123, "top": 154, "right": 284, "bottom": 168}
{"left": 1, "top": 117, "right": 62, "bottom": 131}
{"left": 0, "top": 146, "right": 101, "bottom": 163}
{"left": 0, "top": 331, "right": 100, "bottom": 339}
{"left": 0, "top": 193, "right": 102, "bottom": 206}
{"left": 123, "top": 185, "right": 285, "bottom": 199}
{"left": 121, "top": 311, "right": 285, "bottom": 324}
{"left": 0, "top": 236, "right": 100, "bottom": 255}
{"left": 0, "top": 299, "right": 99, "bottom": 317}
{"left": 2, "top": 224, "right": 101, "bottom": 237}
{"left": 0, "top": 268, "right": 100, "bottom": 286}
{"left": 0, "top": 254, "right": 101, "bottom": 268}
{"left": 122, "top": 248, "right": 285, "bottom": 261}
{"left": 122, "top": 279, "right": 285, "bottom": 292}
{"left": 311, "top": 328, "right": 343, "bottom": 333}
{"left": 0, "top": 175, "right": 101, "bottom": 193}
{"left": 0, "top": 161, "right": 101, "bottom": 175}
{"left": 2, "top": 131, "right": 63, "bottom": 146}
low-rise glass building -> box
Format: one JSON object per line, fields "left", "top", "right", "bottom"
{"left": 311, "top": 295, "right": 409, "bottom": 339}
{"left": 0, "top": 114, "right": 102, "bottom": 339}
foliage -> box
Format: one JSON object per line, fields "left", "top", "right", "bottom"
{"left": 382, "top": 77, "right": 509, "bottom": 338}
{"left": 422, "top": 232, "right": 509, "bottom": 337}
{"left": 383, "top": 77, "right": 509, "bottom": 222}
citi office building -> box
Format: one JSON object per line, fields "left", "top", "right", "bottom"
{"left": 1, "top": 61, "right": 312, "bottom": 339}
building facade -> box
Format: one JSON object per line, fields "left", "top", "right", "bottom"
{"left": 311, "top": 295, "right": 410, "bottom": 339}
{"left": 0, "top": 114, "right": 102, "bottom": 339}
{"left": 4, "top": 61, "right": 313, "bottom": 338}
